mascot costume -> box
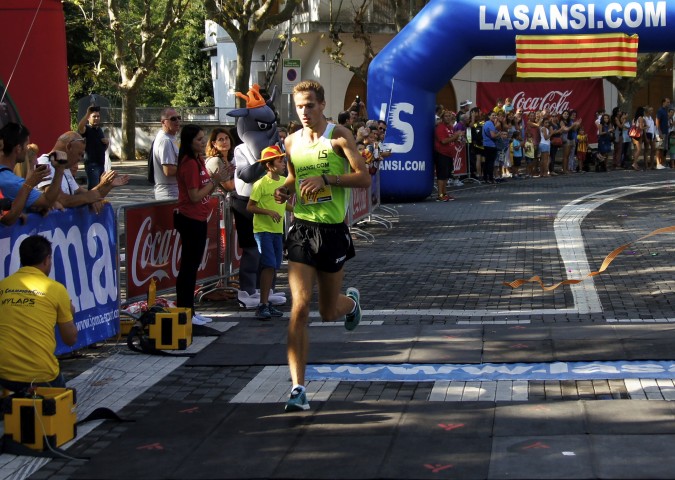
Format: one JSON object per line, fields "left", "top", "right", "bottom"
{"left": 227, "top": 84, "right": 286, "bottom": 308}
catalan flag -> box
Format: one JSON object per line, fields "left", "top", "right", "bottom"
{"left": 516, "top": 33, "right": 638, "bottom": 78}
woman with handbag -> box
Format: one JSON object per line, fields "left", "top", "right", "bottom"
{"left": 630, "top": 106, "right": 646, "bottom": 170}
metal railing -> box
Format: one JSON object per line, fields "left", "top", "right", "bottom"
{"left": 101, "top": 106, "right": 235, "bottom": 125}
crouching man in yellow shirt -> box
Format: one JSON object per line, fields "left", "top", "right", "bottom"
{"left": 0, "top": 235, "right": 77, "bottom": 393}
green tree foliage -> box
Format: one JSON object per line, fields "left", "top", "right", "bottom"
{"left": 64, "top": 1, "right": 119, "bottom": 117}
{"left": 67, "top": 0, "right": 190, "bottom": 160}
{"left": 172, "top": 6, "right": 214, "bottom": 107}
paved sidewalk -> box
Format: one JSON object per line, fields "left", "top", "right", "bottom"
{"left": 3, "top": 164, "right": 675, "bottom": 479}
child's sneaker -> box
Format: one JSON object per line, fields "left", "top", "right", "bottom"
{"left": 256, "top": 304, "right": 271, "bottom": 320}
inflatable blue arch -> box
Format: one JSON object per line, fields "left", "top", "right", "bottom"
{"left": 368, "top": 0, "right": 672, "bottom": 201}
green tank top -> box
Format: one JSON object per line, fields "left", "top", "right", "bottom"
{"left": 291, "top": 124, "right": 349, "bottom": 224}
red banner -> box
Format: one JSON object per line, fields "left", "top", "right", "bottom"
{"left": 124, "top": 199, "right": 221, "bottom": 300}
{"left": 476, "top": 79, "right": 604, "bottom": 144}
{"left": 349, "top": 187, "right": 371, "bottom": 225}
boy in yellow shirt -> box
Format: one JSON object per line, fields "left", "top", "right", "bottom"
{"left": 247, "top": 146, "right": 293, "bottom": 320}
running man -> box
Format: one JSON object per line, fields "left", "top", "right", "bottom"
{"left": 275, "top": 80, "right": 371, "bottom": 412}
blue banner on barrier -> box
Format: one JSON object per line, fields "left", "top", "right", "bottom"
{"left": 0, "top": 204, "right": 119, "bottom": 354}
{"left": 307, "top": 361, "right": 675, "bottom": 382}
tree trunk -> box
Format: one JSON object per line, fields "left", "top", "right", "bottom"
{"left": 120, "top": 88, "right": 138, "bottom": 161}
{"left": 235, "top": 32, "right": 261, "bottom": 106}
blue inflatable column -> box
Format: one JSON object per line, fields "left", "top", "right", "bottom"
{"left": 368, "top": 80, "right": 436, "bottom": 201}
{"left": 367, "top": 0, "right": 474, "bottom": 201}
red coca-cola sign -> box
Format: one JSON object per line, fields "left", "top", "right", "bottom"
{"left": 452, "top": 143, "right": 467, "bottom": 176}
{"left": 476, "top": 79, "right": 604, "bottom": 144}
{"left": 349, "top": 187, "right": 370, "bottom": 224}
{"left": 124, "top": 199, "right": 221, "bottom": 300}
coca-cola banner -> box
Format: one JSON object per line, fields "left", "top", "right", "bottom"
{"left": 348, "top": 187, "right": 371, "bottom": 226}
{"left": 452, "top": 143, "right": 467, "bottom": 176}
{"left": 0, "top": 205, "right": 118, "bottom": 354}
{"left": 476, "top": 79, "right": 604, "bottom": 144}
{"left": 124, "top": 198, "right": 221, "bottom": 301}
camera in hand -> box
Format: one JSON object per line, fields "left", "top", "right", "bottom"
{"left": 49, "top": 151, "right": 68, "bottom": 165}
{"left": 355, "top": 95, "right": 361, "bottom": 105}
{"left": 0, "top": 198, "right": 12, "bottom": 211}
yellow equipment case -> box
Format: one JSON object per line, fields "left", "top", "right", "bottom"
{"left": 2, "top": 387, "right": 77, "bottom": 451}
{"left": 146, "top": 307, "right": 193, "bottom": 350}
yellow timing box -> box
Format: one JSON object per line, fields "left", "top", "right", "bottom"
{"left": 119, "top": 318, "right": 135, "bottom": 336}
{"left": 2, "top": 387, "right": 77, "bottom": 451}
{"left": 146, "top": 307, "right": 193, "bottom": 350}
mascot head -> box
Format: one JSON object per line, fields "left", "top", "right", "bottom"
{"left": 227, "top": 84, "right": 279, "bottom": 157}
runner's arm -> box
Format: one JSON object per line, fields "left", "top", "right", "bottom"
{"left": 326, "top": 125, "right": 371, "bottom": 189}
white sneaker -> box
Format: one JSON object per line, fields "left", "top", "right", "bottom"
{"left": 269, "top": 294, "right": 287, "bottom": 306}
{"left": 454, "top": 179, "right": 463, "bottom": 186}
{"left": 191, "top": 315, "right": 207, "bottom": 326}
{"left": 194, "top": 313, "right": 212, "bottom": 323}
{"left": 656, "top": 164, "right": 666, "bottom": 169}
{"left": 253, "top": 289, "right": 286, "bottom": 305}
{"left": 237, "top": 290, "right": 260, "bottom": 309}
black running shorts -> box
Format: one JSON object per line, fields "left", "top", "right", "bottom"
{"left": 286, "top": 219, "right": 355, "bottom": 273}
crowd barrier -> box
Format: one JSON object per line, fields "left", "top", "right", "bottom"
{"left": 121, "top": 169, "right": 394, "bottom": 304}
{"left": 118, "top": 195, "right": 226, "bottom": 303}
{"left": 0, "top": 170, "right": 396, "bottom": 355}
{"left": 0, "top": 204, "right": 119, "bottom": 355}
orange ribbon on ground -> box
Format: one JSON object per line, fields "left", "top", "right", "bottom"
{"left": 503, "top": 226, "right": 675, "bottom": 291}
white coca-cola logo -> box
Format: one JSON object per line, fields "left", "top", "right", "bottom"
{"left": 130, "top": 214, "right": 212, "bottom": 288}
{"left": 512, "top": 90, "right": 572, "bottom": 114}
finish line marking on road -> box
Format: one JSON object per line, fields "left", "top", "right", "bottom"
{"left": 306, "top": 361, "right": 675, "bottom": 382}
{"left": 230, "top": 365, "right": 675, "bottom": 405}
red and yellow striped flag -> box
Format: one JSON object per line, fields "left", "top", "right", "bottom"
{"left": 516, "top": 33, "right": 638, "bottom": 78}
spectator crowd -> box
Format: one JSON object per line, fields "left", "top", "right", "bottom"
{"left": 432, "top": 96, "right": 675, "bottom": 201}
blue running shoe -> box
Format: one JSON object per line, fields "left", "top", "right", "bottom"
{"left": 344, "top": 287, "right": 361, "bottom": 331}
{"left": 285, "top": 387, "right": 310, "bottom": 412}
{"left": 268, "top": 305, "right": 284, "bottom": 317}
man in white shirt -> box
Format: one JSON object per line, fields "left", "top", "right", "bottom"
{"left": 152, "top": 108, "right": 181, "bottom": 200}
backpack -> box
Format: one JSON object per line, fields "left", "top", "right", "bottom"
{"left": 147, "top": 140, "right": 155, "bottom": 185}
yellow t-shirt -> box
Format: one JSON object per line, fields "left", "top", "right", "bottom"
{"left": 0, "top": 266, "right": 73, "bottom": 383}
{"left": 250, "top": 174, "right": 287, "bottom": 234}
